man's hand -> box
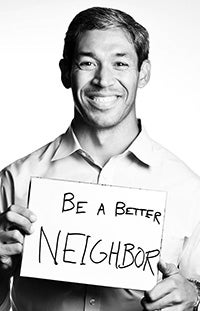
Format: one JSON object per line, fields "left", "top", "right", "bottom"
{"left": 141, "top": 260, "right": 198, "bottom": 310}
{"left": 0, "top": 205, "right": 37, "bottom": 273}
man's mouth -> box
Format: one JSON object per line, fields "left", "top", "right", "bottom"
{"left": 89, "top": 95, "right": 118, "bottom": 104}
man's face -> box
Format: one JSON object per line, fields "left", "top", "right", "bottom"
{"left": 70, "top": 27, "right": 148, "bottom": 129}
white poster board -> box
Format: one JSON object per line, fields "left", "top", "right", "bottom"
{"left": 21, "top": 177, "right": 166, "bottom": 290}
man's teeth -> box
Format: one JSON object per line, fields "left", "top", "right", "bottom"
{"left": 91, "top": 96, "right": 117, "bottom": 103}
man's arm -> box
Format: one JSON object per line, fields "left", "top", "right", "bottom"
{"left": 0, "top": 205, "right": 36, "bottom": 305}
{"left": 141, "top": 260, "right": 198, "bottom": 311}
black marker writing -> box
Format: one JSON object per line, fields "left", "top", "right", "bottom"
{"left": 38, "top": 226, "right": 160, "bottom": 276}
{"left": 62, "top": 192, "right": 87, "bottom": 214}
{"left": 39, "top": 226, "right": 61, "bottom": 265}
{"left": 115, "top": 201, "right": 161, "bottom": 224}
{"left": 97, "top": 203, "right": 106, "bottom": 215}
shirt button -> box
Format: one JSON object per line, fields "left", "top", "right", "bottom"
{"left": 89, "top": 298, "right": 96, "bottom": 305}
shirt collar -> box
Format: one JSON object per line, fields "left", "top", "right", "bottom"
{"left": 127, "top": 125, "right": 155, "bottom": 167}
{"left": 52, "top": 120, "right": 155, "bottom": 166}
{"left": 51, "top": 126, "right": 81, "bottom": 161}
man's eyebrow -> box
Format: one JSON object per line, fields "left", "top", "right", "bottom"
{"left": 115, "top": 52, "right": 134, "bottom": 59}
{"left": 76, "top": 52, "right": 95, "bottom": 58}
{"left": 115, "top": 53, "right": 128, "bottom": 57}
{"left": 76, "top": 52, "right": 131, "bottom": 58}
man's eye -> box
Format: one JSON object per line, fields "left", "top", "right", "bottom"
{"left": 114, "top": 62, "right": 129, "bottom": 70}
{"left": 78, "top": 61, "right": 96, "bottom": 70}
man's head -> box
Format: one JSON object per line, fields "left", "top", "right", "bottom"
{"left": 62, "top": 7, "right": 149, "bottom": 75}
{"left": 60, "top": 7, "right": 151, "bottom": 130}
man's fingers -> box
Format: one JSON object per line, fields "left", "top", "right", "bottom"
{"left": 144, "top": 279, "right": 171, "bottom": 302}
{"left": 0, "top": 204, "right": 36, "bottom": 273}
{"left": 0, "top": 205, "right": 37, "bottom": 234}
{"left": 0, "top": 256, "right": 12, "bottom": 270}
{"left": 6, "top": 212, "right": 33, "bottom": 234}
{"left": 0, "top": 230, "right": 24, "bottom": 271}
{"left": 9, "top": 205, "right": 37, "bottom": 223}
{"left": 0, "top": 256, "right": 12, "bottom": 264}
{"left": 0, "top": 230, "right": 24, "bottom": 245}
{"left": 141, "top": 291, "right": 177, "bottom": 311}
{"left": 144, "top": 274, "right": 181, "bottom": 302}
{"left": 158, "top": 259, "right": 179, "bottom": 278}
{"left": 0, "top": 242, "right": 23, "bottom": 256}
{"left": 5, "top": 205, "right": 37, "bottom": 234}
{"left": 142, "top": 260, "right": 198, "bottom": 310}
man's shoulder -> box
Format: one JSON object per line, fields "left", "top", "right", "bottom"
{"left": 136, "top": 125, "right": 199, "bottom": 183}
{"left": 150, "top": 136, "right": 200, "bottom": 184}
{"left": 0, "top": 133, "right": 63, "bottom": 178}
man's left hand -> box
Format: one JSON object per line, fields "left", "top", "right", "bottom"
{"left": 141, "top": 260, "right": 198, "bottom": 310}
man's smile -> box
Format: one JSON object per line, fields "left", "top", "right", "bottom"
{"left": 88, "top": 95, "right": 119, "bottom": 103}
{"left": 85, "top": 94, "right": 122, "bottom": 110}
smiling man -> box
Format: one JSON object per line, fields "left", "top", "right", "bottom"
{"left": 60, "top": 21, "right": 150, "bottom": 167}
{"left": 70, "top": 28, "right": 145, "bottom": 129}
{"left": 0, "top": 6, "right": 200, "bottom": 311}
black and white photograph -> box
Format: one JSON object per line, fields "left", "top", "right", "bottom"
{"left": 0, "top": 1, "right": 200, "bottom": 310}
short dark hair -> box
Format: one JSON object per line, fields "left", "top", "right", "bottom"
{"left": 62, "top": 6, "right": 149, "bottom": 71}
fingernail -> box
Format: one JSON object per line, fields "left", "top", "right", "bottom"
{"left": 30, "top": 214, "right": 37, "bottom": 222}
{"left": 29, "top": 225, "right": 35, "bottom": 234}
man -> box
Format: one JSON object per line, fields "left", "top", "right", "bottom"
{"left": 0, "top": 6, "right": 200, "bottom": 311}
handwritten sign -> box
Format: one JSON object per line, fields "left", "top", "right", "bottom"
{"left": 20, "top": 177, "right": 166, "bottom": 290}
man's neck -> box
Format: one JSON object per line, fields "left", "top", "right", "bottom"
{"left": 72, "top": 116, "right": 139, "bottom": 167}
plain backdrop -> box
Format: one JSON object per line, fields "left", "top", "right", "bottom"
{"left": 1, "top": 0, "right": 200, "bottom": 174}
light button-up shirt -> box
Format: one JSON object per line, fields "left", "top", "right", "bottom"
{"left": 1, "top": 122, "right": 200, "bottom": 311}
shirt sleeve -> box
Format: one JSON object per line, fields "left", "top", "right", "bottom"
{"left": 0, "top": 170, "right": 14, "bottom": 213}
{"left": 179, "top": 221, "right": 200, "bottom": 280}
{"left": 0, "top": 171, "right": 13, "bottom": 310}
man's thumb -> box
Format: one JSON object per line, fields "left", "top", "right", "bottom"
{"left": 158, "top": 259, "right": 179, "bottom": 278}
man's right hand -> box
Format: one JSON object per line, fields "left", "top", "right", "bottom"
{"left": 0, "top": 205, "right": 37, "bottom": 272}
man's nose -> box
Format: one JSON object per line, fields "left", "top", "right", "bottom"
{"left": 92, "top": 65, "right": 115, "bottom": 88}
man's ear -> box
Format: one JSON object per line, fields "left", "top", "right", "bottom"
{"left": 59, "top": 58, "right": 71, "bottom": 89}
{"left": 138, "top": 60, "right": 151, "bottom": 88}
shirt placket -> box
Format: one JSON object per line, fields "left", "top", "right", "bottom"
{"left": 97, "top": 158, "right": 116, "bottom": 185}
{"left": 84, "top": 285, "right": 101, "bottom": 311}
